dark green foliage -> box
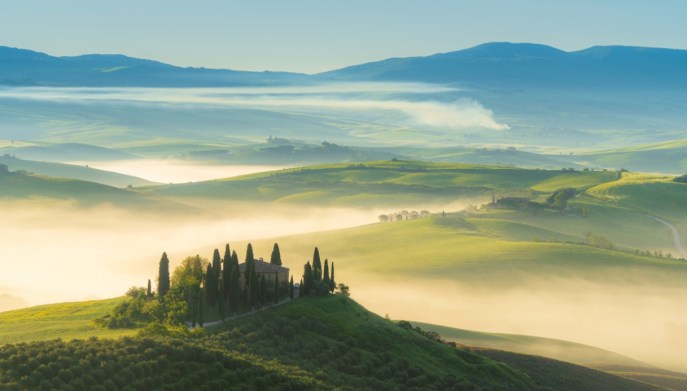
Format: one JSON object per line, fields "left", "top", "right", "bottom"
{"left": 546, "top": 188, "right": 577, "bottom": 210}
{"left": 329, "top": 262, "right": 335, "bottom": 293}
{"left": 272, "top": 272, "right": 278, "bottom": 304}
{"left": 222, "top": 244, "right": 231, "bottom": 299}
{"left": 270, "top": 243, "right": 282, "bottom": 265}
{"left": 248, "top": 260, "right": 258, "bottom": 308}
{"left": 299, "top": 279, "right": 303, "bottom": 298}
{"left": 246, "top": 243, "right": 255, "bottom": 263}
{"left": 674, "top": 174, "right": 687, "bottom": 183}
{"left": 146, "top": 279, "right": 152, "bottom": 298}
{"left": 198, "top": 289, "right": 204, "bottom": 328}
{"left": 204, "top": 264, "right": 217, "bottom": 307}
{"left": 289, "top": 276, "right": 294, "bottom": 299}
{"left": 229, "top": 264, "right": 240, "bottom": 313}
{"left": 323, "top": 259, "right": 330, "bottom": 286}
{"left": 302, "top": 262, "right": 314, "bottom": 295}
{"left": 337, "top": 283, "right": 350, "bottom": 297}
{"left": 157, "top": 252, "right": 170, "bottom": 298}
{"left": 217, "top": 277, "right": 225, "bottom": 320}
{"left": 312, "top": 247, "right": 322, "bottom": 281}
{"left": 0, "top": 337, "right": 317, "bottom": 390}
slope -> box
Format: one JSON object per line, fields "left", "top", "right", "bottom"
{"left": 146, "top": 160, "right": 618, "bottom": 207}
{"left": 0, "top": 170, "right": 188, "bottom": 211}
{"left": 0, "top": 296, "right": 661, "bottom": 390}
{"left": 0, "top": 298, "right": 135, "bottom": 345}
{"left": 0, "top": 154, "right": 156, "bottom": 187}
{"left": 321, "top": 42, "right": 687, "bottom": 90}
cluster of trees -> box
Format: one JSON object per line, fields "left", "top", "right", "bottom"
{"left": 97, "top": 242, "right": 294, "bottom": 329}
{"left": 300, "top": 247, "right": 336, "bottom": 296}
{"left": 379, "top": 210, "right": 431, "bottom": 222}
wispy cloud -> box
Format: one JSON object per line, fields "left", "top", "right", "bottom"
{"left": 0, "top": 84, "right": 509, "bottom": 131}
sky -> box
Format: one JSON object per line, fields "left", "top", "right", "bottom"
{"left": 1, "top": 0, "right": 686, "bottom": 73}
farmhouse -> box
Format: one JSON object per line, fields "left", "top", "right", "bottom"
{"left": 238, "top": 259, "right": 289, "bottom": 289}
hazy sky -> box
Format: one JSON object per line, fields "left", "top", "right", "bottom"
{"left": 1, "top": 0, "right": 686, "bottom": 73}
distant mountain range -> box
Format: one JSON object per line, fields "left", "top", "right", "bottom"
{"left": 0, "top": 46, "right": 308, "bottom": 87}
{"left": 1, "top": 42, "right": 686, "bottom": 89}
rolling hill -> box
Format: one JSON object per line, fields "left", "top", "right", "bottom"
{"left": 0, "top": 295, "right": 662, "bottom": 390}
{"left": 0, "top": 169, "right": 186, "bottom": 211}
{"left": 146, "top": 160, "right": 618, "bottom": 207}
{"left": 0, "top": 154, "right": 155, "bottom": 187}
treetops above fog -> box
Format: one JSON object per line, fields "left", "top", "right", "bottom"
{"left": 96, "top": 242, "right": 347, "bottom": 329}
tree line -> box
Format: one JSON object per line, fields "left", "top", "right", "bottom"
{"left": 96, "top": 243, "right": 345, "bottom": 329}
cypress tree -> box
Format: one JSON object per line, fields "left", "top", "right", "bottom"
{"left": 246, "top": 243, "right": 254, "bottom": 263}
{"left": 222, "top": 244, "right": 231, "bottom": 299}
{"left": 198, "top": 287, "right": 204, "bottom": 328}
{"left": 205, "top": 264, "right": 216, "bottom": 307}
{"left": 329, "top": 262, "right": 335, "bottom": 292}
{"left": 249, "top": 260, "right": 258, "bottom": 307}
{"left": 270, "top": 243, "right": 282, "bottom": 265}
{"left": 230, "top": 264, "right": 240, "bottom": 313}
{"left": 323, "top": 259, "right": 330, "bottom": 286}
{"left": 289, "top": 276, "right": 294, "bottom": 299}
{"left": 147, "top": 279, "right": 152, "bottom": 298}
{"left": 259, "top": 275, "right": 267, "bottom": 306}
{"left": 303, "top": 261, "right": 314, "bottom": 295}
{"left": 274, "top": 271, "right": 280, "bottom": 303}
{"left": 313, "top": 247, "right": 322, "bottom": 281}
{"left": 299, "top": 278, "right": 304, "bottom": 298}
{"left": 217, "top": 276, "right": 225, "bottom": 320}
{"left": 157, "top": 252, "right": 170, "bottom": 298}
{"left": 212, "top": 249, "right": 222, "bottom": 277}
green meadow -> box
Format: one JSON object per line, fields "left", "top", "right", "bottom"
{"left": 0, "top": 298, "right": 136, "bottom": 345}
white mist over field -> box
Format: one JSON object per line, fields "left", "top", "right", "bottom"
{"left": 72, "top": 160, "right": 290, "bottom": 184}
{"left": 350, "top": 275, "right": 687, "bottom": 372}
{"left": 0, "top": 201, "right": 380, "bottom": 307}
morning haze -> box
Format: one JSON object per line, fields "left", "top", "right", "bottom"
{"left": 1, "top": 2, "right": 687, "bottom": 389}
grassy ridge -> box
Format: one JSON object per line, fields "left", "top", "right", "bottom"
{"left": 0, "top": 171, "right": 189, "bottom": 211}
{"left": 147, "top": 160, "right": 618, "bottom": 207}
{"left": 0, "top": 298, "right": 136, "bottom": 345}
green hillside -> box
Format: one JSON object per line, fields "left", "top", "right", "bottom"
{"left": 0, "top": 154, "right": 156, "bottom": 187}
{"left": 0, "top": 298, "right": 136, "bottom": 345}
{"left": 0, "top": 170, "right": 189, "bottom": 211}
{"left": 240, "top": 215, "right": 686, "bottom": 286}
{"left": 578, "top": 138, "right": 687, "bottom": 174}
{"left": 410, "top": 321, "right": 645, "bottom": 368}
{"left": 0, "top": 296, "right": 660, "bottom": 390}
{"left": 147, "top": 160, "right": 618, "bottom": 207}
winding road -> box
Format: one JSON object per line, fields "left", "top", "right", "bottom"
{"left": 651, "top": 216, "right": 687, "bottom": 259}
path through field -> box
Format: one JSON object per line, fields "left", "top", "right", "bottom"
{"left": 652, "top": 216, "right": 687, "bottom": 258}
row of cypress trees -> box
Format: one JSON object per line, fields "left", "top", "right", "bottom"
{"left": 156, "top": 243, "right": 291, "bottom": 322}
{"left": 301, "top": 247, "right": 336, "bottom": 296}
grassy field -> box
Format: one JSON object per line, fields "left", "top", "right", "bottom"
{"left": 0, "top": 298, "right": 137, "bottom": 344}
{"left": 146, "top": 160, "right": 618, "bottom": 207}
{"left": 0, "top": 170, "right": 190, "bottom": 211}
{"left": 410, "top": 321, "right": 645, "bottom": 367}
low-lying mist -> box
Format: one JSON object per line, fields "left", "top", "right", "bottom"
{"left": 350, "top": 275, "right": 687, "bottom": 373}
{"left": 0, "top": 200, "right": 384, "bottom": 307}
{"left": 70, "top": 160, "right": 291, "bottom": 184}
{"left": 0, "top": 84, "right": 509, "bottom": 134}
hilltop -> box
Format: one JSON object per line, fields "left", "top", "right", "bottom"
{"left": 0, "top": 296, "right": 661, "bottom": 390}
{"left": 320, "top": 42, "right": 687, "bottom": 90}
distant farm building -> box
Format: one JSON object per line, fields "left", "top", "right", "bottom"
{"left": 238, "top": 259, "right": 289, "bottom": 289}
